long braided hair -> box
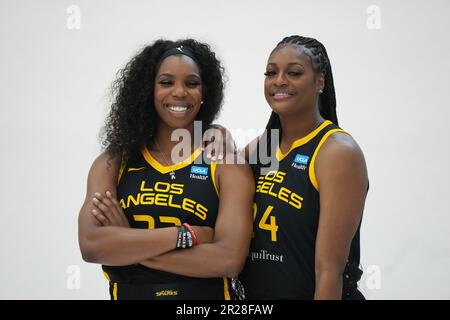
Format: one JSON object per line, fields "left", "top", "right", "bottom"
{"left": 253, "top": 35, "right": 338, "bottom": 176}
{"left": 253, "top": 37, "right": 364, "bottom": 295}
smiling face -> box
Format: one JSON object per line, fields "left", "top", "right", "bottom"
{"left": 264, "top": 45, "right": 324, "bottom": 118}
{"left": 154, "top": 55, "right": 203, "bottom": 131}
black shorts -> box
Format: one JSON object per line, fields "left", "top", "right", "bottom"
{"left": 108, "top": 278, "right": 234, "bottom": 300}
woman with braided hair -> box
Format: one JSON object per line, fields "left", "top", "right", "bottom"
{"left": 239, "top": 35, "right": 368, "bottom": 299}
{"left": 78, "top": 39, "right": 254, "bottom": 300}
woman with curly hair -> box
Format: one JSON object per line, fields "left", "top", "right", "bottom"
{"left": 78, "top": 39, "right": 254, "bottom": 300}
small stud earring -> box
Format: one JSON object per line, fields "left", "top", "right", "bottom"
{"left": 201, "top": 101, "right": 204, "bottom": 104}
{"left": 319, "top": 89, "right": 323, "bottom": 94}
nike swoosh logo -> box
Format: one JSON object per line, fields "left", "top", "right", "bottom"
{"left": 128, "top": 167, "right": 146, "bottom": 172}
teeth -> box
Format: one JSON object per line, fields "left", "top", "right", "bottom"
{"left": 274, "top": 93, "right": 291, "bottom": 97}
{"left": 167, "top": 105, "right": 189, "bottom": 112}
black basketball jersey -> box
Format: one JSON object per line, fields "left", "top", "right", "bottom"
{"left": 102, "top": 146, "right": 232, "bottom": 299}
{"left": 240, "top": 120, "right": 363, "bottom": 299}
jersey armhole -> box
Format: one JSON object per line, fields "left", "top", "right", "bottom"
{"left": 308, "top": 129, "right": 350, "bottom": 191}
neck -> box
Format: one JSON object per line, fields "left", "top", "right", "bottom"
{"left": 151, "top": 123, "right": 198, "bottom": 163}
{"left": 278, "top": 109, "right": 324, "bottom": 152}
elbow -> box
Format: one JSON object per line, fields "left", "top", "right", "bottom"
{"left": 81, "top": 249, "right": 98, "bottom": 264}
{"left": 80, "top": 244, "right": 97, "bottom": 263}
{"left": 81, "top": 252, "right": 95, "bottom": 264}
{"left": 223, "top": 255, "right": 247, "bottom": 278}
{"left": 219, "top": 239, "right": 251, "bottom": 278}
{"left": 79, "top": 237, "right": 103, "bottom": 264}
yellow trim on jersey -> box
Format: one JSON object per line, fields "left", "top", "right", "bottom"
{"left": 113, "top": 282, "right": 118, "bottom": 300}
{"left": 223, "top": 278, "right": 231, "bottom": 300}
{"left": 211, "top": 161, "right": 219, "bottom": 196}
{"left": 276, "top": 120, "right": 332, "bottom": 161}
{"left": 128, "top": 167, "right": 146, "bottom": 172}
{"left": 103, "top": 271, "right": 111, "bottom": 281}
{"left": 309, "top": 129, "right": 349, "bottom": 191}
{"left": 117, "top": 153, "right": 127, "bottom": 184}
{"left": 141, "top": 146, "right": 203, "bottom": 174}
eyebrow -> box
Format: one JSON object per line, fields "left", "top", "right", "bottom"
{"left": 158, "top": 73, "right": 201, "bottom": 78}
{"left": 267, "top": 62, "right": 305, "bottom": 68}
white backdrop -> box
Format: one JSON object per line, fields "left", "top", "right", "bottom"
{"left": 1, "top": 0, "right": 449, "bottom": 299}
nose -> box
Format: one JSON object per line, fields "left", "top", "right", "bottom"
{"left": 273, "top": 72, "right": 287, "bottom": 87}
{"left": 172, "top": 84, "right": 187, "bottom": 98}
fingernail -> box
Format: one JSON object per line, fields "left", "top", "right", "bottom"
{"left": 94, "top": 192, "right": 101, "bottom": 197}
{"left": 91, "top": 209, "right": 97, "bottom": 215}
{"left": 93, "top": 198, "right": 98, "bottom": 202}
{"left": 106, "top": 191, "right": 111, "bottom": 197}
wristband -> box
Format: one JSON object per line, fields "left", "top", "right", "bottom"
{"left": 176, "top": 225, "right": 194, "bottom": 249}
{"left": 183, "top": 223, "right": 199, "bottom": 246}
{"left": 176, "top": 226, "right": 184, "bottom": 248}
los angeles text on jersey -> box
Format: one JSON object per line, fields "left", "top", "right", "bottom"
{"left": 256, "top": 170, "right": 303, "bottom": 209}
{"left": 119, "top": 180, "right": 208, "bottom": 220}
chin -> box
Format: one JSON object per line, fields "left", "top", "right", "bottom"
{"left": 165, "top": 116, "right": 197, "bottom": 130}
{"left": 269, "top": 102, "right": 298, "bottom": 117}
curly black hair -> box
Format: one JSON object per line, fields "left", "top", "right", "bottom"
{"left": 101, "top": 39, "right": 225, "bottom": 158}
